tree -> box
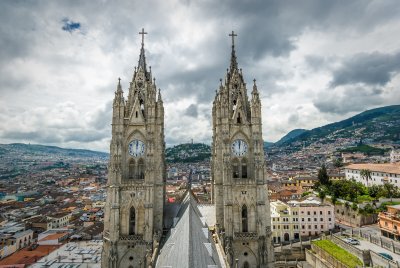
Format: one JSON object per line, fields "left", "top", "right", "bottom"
{"left": 384, "top": 182, "right": 396, "bottom": 202}
{"left": 333, "top": 158, "right": 343, "bottom": 168}
{"left": 368, "top": 185, "right": 382, "bottom": 199}
{"left": 331, "top": 195, "right": 337, "bottom": 205}
{"left": 360, "top": 169, "right": 372, "bottom": 187}
{"left": 318, "top": 164, "right": 329, "bottom": 185}
{"left": 318, "top": 189, "right": 326, "bottom": 204}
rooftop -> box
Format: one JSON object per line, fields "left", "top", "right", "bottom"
{"left": 346, "top": 163, "right": 400, "bottom": 174}
{"left": 30, "top": 240, "right": 102, "bottom": 268}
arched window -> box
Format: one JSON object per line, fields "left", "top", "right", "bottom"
{"left": 232, "top": 159, "right": 239, "bottom": 178}
{"left": 241, "top": 159, "right": 247, "bottom": 179}
{"left": 129, "top": 160, "right": 135, "bottom": 179}
{"left": 138, "top": 158, "right": 145, "bottom": 180}
{"left": 129, "top": 207, "right": 136, "bottom": 235}
{"left": 243, "top": 262, "right": 250, "bottom": 268}
{"left": 237, "top": 113, "right": 242, "bottom": 124}
{"left": 242, "top": 205, "right": 248, "bottom": 232}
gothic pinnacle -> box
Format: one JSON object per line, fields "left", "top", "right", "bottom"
{"left": 229, "top": 31, "right": 238, "bottom": 71}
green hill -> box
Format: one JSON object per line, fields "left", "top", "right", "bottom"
{"left": 278, "top": 105, "right": 400, "bottom": 150}
{"left": 166, "top": 143, "right": 211, "bottom": 163}
{"left": 0, "top": 143, "right": 109, "bottom": 158}
{"left": 275, "top": 129, "right": 308, "bottom": 146}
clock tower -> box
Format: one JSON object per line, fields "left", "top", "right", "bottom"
{"left": 102, "top": 29, "right": 165, "bottom": 268}
{"left": 212, "top": 31, "right": 274, "bottom": 268}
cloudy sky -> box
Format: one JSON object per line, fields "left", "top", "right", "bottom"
{"left": 1, "top": 0, "right": 400, "bottom": 152}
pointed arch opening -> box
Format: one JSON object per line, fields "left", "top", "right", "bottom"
{"left": 137, "top": 158, "right": 145, "bottom": 180}
{"left": 241, "top": 158, "right": 247, "bottom": 179}
{"left": 243, "top": 262, "right": 250, "bottom": 268}
{"left": 242, "top": 205, "right": 248, "bottom": 232}
{"left": 237, "top": 112, "right": 242, "bottom": 124}
{"left": 129, "top": 159, "right": 135, "bottom": 180}
{"left": 232, "top": 158, "right": 239, "bottom": 179}
{"left": 129, "top": 207, "right": 136, "bottom": 235}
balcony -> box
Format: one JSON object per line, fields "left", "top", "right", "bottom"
{"left": 233, "top": 232, "right": 258, "bottom": 240}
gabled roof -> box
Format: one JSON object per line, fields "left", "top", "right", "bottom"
{"left": 156, "top": 192, "right": 222, "bottom": 268}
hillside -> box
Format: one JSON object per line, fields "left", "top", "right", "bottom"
{"left": 166, "top": 143, "right": 211, "bottom": 163}
{"left": 277, "top": 105, "right": 400, "bottom": 150}
{"left": 0, "top": 143, "right": 109, "bottom": 159}
{"left": 275, "top": 129, "right": 307, "bottom": 146}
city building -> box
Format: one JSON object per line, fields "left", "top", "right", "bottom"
{"left": 293, "top": 198, "right": 334, "bottom": 238}
{"left": 270, "top": 200, "right": 300, "bottom": 243}
{"left": 270, "top": 198, "right": 334, "bottom": 243}
{"left": 378, "top": 204, "right": 400, "bottom": 240}
{"left": 391, "top": 149, "right": 400, "bottom": 163}
{"left": 345, "top": 163, "right": 400, "bottom": 186}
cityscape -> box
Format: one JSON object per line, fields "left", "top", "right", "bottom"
{"left": 1, "top": 1, "right": 400, "bottom": 268}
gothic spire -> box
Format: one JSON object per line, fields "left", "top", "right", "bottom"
{"left": 229, "top": 31, "right": 238, "bottom": 71}
{"left": 138, "top": 28, "right": 148, "bottom": 72}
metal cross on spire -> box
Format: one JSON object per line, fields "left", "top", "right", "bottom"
{"left": 229, "top": 31, "right": 237, "bottom": 47}
{"left": 139, "top": 28, "right": 148, "bottom": 46}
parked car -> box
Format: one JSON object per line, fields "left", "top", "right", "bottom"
{"left": 344, "top": 238, "right": 360, "bottom": 245}
{"left": 379, "top": 253, "right": 393, "bottom": 260}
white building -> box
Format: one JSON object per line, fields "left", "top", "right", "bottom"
{"left": 270, "top": 197, "right": 334, "bottom": 243}
{"left": 345, "top": 163, "right": 400, "bottom": 186}
{"left": 391, "top": 149, "right": 400, "bottom": 163}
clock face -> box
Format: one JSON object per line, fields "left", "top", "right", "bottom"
{"left": 231, "top": 139, "right": 248, "bottom": 156}
{"left": 128, "top": 140, "right": 145, "bottom": 157}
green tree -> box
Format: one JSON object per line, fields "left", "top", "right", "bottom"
{"left": 360, "top": 169, "right": 372, "bottom": 187}
{"left": 333, "top": 158, "right": 343, "bottom": 168}
{"left": 331, "top": 195, "right": 337, "bottom": 205}
{"left": 318, "top": 189, "right": 326, "bottom": 204}
{"left": 368, "top": 185, "right": 382, "bottom": 199}
{"left": 318, "top": 164, "right": 329, "bottom": 185}
{"left": 384, "top": 182, "right": 397, "bottom": 202}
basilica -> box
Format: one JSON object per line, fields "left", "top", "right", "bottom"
{"left": 101, "top": 29, "right": 274, "bottom": 268}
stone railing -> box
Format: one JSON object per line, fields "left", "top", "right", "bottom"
{"left": 233, "top": 232, "right": 258, "bottom": 240}
{"left": 119, "top": 234, "right": 144, "bottom": 242}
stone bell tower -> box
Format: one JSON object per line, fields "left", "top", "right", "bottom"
{"left": 102, "top": 29, "right": 165, "bottom": 268}
{"left": 212, "top": 31, "right": 274, "bottom": 268}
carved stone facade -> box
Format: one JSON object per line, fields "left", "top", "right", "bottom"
{"left": 212, "top": 32, "right": 274, "bottom": 268}
{"left": 101, "top": 30, "right": 165, "bottom": 268}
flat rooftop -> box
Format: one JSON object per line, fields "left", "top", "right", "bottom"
{"left": 30, "top": 240, "right": 102, "bottom": 268}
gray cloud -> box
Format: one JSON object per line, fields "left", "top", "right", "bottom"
{"left": 1, "top": 0, "right": 400, "bottom": 150}
{"left": 330, "top": 51, "right": 400, "bottom": 87}
{"left": 184, "top": 104, "right": 198, "bottom": 118}
{"left": 313, "top": 85, "right": 386, "bottom": 115}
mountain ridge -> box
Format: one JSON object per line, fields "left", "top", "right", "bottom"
{"left": 277, "top": 105, "right": 400, "bottom": 150}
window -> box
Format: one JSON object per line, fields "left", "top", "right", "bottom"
{"left": 241, "top": 159, "right": 248, "bottom": 178}
{"left": 308, "top": 225, "right": 311, "bottom": 229}
{"left": 302, "top": 218, "right": 304, "bottom": 222}
{"left": 314, "top": 211, "right": 316, "bottom": 215}
{"left": 314, "top": 218, "right": 317, "bottom": 222}
{"left": 329, "top": 218, "right": 331, "bottom": 221}
{"left": 320, "top": 211, "right": 322, "bottom": 215}
{"left": 321, "top": 225, "right": 324, "bottom": 229}
{"left": 242, "top": 205, "right": 248, "bottom": 232}
{"left": 307, "top": 211, "right": 310, "bottom": 215}
{"left": 320, "top": 218, "right": 323, "bottom": 221}
{"left": 129, "top": 207, "right": 136, "bottom": 235}
{"left": 232, "top": 159, "right": 239, "bottom": 178}
{"left": 137, "top": 158, "right": 145, "bottom": 179}
{"left": 314, "top": 225, "right": 317, "bottom": 229}
{"left": 308, "top": 218, "right": 310, "bottom": 222}
{"left": 328, "top": 211, "right": 331, "bottom": 215}
{"left": 302, "top": 225, "right": 305, "bottom": 229}
{"left": 129, "top": 159, "right": 135, "bottom": 179}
